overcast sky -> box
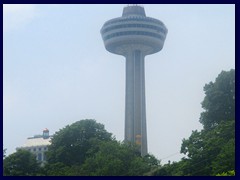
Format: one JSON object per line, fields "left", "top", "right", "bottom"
{"left": 3, "top": 4, "right": 235, "bottom": 164}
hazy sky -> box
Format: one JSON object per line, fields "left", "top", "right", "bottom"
{"left": 3, "top": 4, "right": 235, "bottom": 164}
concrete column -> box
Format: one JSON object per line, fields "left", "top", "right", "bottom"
{"left": 125, "top": 50, "right": 147, "bottom": 156}
{"left": 140, "top": 52, "right": 147, "bottom": 156}
{"left": 125, "top": 51, "right": 134, "bottom": 142}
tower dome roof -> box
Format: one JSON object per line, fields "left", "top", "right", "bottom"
{"left": 122, "top": 5, "right": 146, "bottom": 17}
{"left": 43, "top": 128, "right": 49, "bottom": 132}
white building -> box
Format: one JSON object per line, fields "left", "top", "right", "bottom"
{"left": 16, "top": 129, "right": 52, "bottom": 165}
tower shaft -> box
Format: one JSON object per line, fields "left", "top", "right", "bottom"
{"left": 125, "top": 50, "right": 147, "bottom": 156}
{"left": 101, "top": 5, "right": 167, "bottom": 156}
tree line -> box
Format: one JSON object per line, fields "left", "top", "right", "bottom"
{"left": 153, "top": 69, "right": 235, "bottom": 176}
{"left": 3, "top": 69, "right": 235, "bottom": 176}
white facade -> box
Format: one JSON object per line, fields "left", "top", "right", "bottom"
{"left": 16, "top": 129, "right": 51, "bottom": 165}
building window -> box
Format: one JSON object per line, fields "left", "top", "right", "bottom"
{"left": 33, "top": 148, "right": 36, "bottom": 151}
{"left": 43, "top": 153, "right": 46, "bottom": 161}
{"left": 102, "top": 23, "right": 166, "bottom": 34}
{"left": 37, "top": 153, "right": 42, "bottom": 161}
{"left": 104, "top": 31, "right": 164, "bottom": 41}
{"left": 44, "top": 147, "right": 47, "bottom": 151}
{"left": 38, "top": 147, "right": 41, "bottom": 151}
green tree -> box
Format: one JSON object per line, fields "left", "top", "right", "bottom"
{"left": 41, "top": 162, "right": 75, "bottom": 176}
{"left": 153, "top": 160, "right": 189, "bottom": 176}
{"left": 151, "top": 69, "right": 235, "bottom": 176}
{"left": 143, "top": 154, "right": 160, "bottom": 168}
{"left": 216, "top": 170, "right": 235, "bottom": 176}
{"left": 46, "top": 119, "right": 113, "bottom": 166}
{"left": 3, "top": 149, "right": 41, "bottom": 176}
{"left": 211, "top": 134, "right": 235, "bottom": 174}
{"left": 45, "top": 119, "right": 162, "bottom": 175}
{"left": 180, "top": 121, "right": 235, "bottom": 175}
{"left": 204, "top": 120, "right": 235, "bottom": 175}
{"left": 179, "top": 69, "right": 235, "bottom": 176}
{"left": 79, "top": 141, "right": 158, "bottom": 176}
{"left": 200, "top": 69, "right": 235, "bottom": 130}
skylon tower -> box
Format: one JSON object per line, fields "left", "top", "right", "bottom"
{"left": 101, "top": 5, "right": 167, "bottom": 156}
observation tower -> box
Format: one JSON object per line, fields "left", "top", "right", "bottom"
{"left": 101, "top": 5, "right": 168, "bottom": 156}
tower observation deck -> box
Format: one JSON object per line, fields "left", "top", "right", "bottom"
{"left": 101, "top": 5, "right": 167, "bottom": 156}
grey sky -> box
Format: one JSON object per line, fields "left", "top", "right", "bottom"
{"left": 3, "top": 4, "right": 235, "bottom": 164}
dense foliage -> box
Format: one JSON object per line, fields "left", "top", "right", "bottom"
{"left": 79, "top": 141, "right": 159, "bottom": 176}
{"left": 3, "top": 149, "right": 41, "bottom": 176}
{"left": 43, "top": 119, "right": 160, "bottom": 176}
{"left": 46, "top": 119, "right": 113, "bottom": 166}
{"left": 154, "top": 69, "right": 235, "bottom": 176}
{"left": 200, "top": 69, "right": 235, "bottom": 130}
{"left": 216, "top": 170, "right": 235, "bottom": 176}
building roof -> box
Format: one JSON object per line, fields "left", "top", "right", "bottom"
{"left": 20, "top": 137, "right": 51, "bottom": 148}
